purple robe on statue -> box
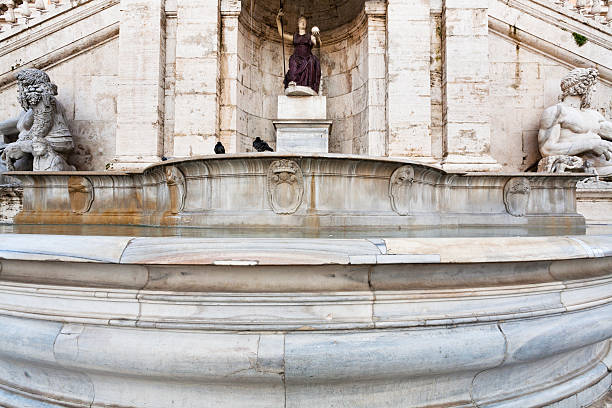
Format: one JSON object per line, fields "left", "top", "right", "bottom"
{"left": 284, "top": 33, "right": 321, "bottom": 93}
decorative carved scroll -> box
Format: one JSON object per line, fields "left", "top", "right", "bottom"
{"left": 389, "top": 165, "right": 415, "bottom": 216}
{"left": 68, "top": 176, "right": 93, "bottom": 214}
{"left": 504, "top": 177, "right": 531, "bottom": 217}
{"left": 165, "top": 166, "right": 186, "bottom": 214}
{"left": 266, "top": 159, "right": 304, "bottom": 214}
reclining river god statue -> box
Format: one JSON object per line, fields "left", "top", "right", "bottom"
{"left": 538, "top": 67, "right": 612, "bottom": 177}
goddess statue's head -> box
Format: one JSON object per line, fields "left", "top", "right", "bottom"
{"left": 297, "top": 16, "right": 307, "bottom": 31}
{"left": 559, "top": 67, "right": 598, "bottom": 109}
{"left": 16, "top": 68, "right": 58, "bottom": 111}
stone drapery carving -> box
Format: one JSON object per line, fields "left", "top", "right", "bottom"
{"left": 389, "top": 165, "right": 415, "bottom": 216}
{"left": 266, "top": 159, "right": 304, "bottom": 214}
{"left": 503, "top": 177, "right": 531, "bottom": 217}
{"left": 538, "top": 68, "right": 612, "bottom": 178}
{"left": 0, "top": 68, "right": 74, "bottom": 171}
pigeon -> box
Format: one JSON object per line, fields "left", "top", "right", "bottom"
{"left": 253, "top": 137, "right": 273, "bottom": 152}
{"left": 214, "top": 141, "right": 225, "bottom": 154}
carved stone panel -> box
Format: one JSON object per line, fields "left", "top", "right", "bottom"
{"left": 165, "top": 166, "right": 186, "bottom": 214}
{"left": 267, "top": 159, "right": 304, "bottom": 214}
{"left": 389, "top": 165, "right": 415, "bottom": 216}
{"left": 68, "top": 176, "right": 94, "bottom": 214}
{"left": 504, "top": 177, "right": 531, "bottom": 217}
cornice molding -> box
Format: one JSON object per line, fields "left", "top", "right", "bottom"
{"left": 0, "top": 22, "right": 118, "bottom": 90}
{"left": 489, "top": 17, "right": 612, "bottom": 85}
{"left": 0, "top": 0, "right": 119, "bottom": 49}
{"left": 501, "top": 0, "right": 611, "bottom": 47}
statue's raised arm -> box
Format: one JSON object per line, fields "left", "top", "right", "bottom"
{"left": 276, "top": 10, "right": 293, "bottom": 43}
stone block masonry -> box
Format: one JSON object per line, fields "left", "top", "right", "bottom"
{"left": 113, "top": 0, "right": 166, "bottom": 169}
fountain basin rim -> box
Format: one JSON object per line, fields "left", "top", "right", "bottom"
{"left": 0, "top": 153, "right": 592, "bottom": 178}
{"left": 1, "top": 233, "right": 610, "bottom": 265}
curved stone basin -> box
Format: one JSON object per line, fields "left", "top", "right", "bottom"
{"left": 6, "top": 154, "right": 585, "bottom": 230}
{"left": 0, "top": 233, "right": 611, "bottom": 407}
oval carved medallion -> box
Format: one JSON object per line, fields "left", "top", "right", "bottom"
{"left": 68, "top": 176, "right": 94, "bottom": 214}
{"left": 165, "top": 166, "right": 186, "bottom": 214}
{"left": 389, "top": 165, "right": 415, "bottom": 216}
{"left": 503, "top": 177, "right": 531, "bottom": 217}
{"left": 267, "top": 159, "right": 304, "bottom": 214}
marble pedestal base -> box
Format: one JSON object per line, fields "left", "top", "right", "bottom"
{"left": 275, "top": 95, "right": 330, "bottom": 153}
{"left": 273, "top": 120, "right": 332, "bottom": 153}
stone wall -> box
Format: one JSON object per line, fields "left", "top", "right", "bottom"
{"left": 322, "top": 13, "right": 368, "bottom": 154}
{"left": 236, "top": 13, "right": 283, "bottom": 151}
{"left": 489, "top": 34, "right": 612, "bottom": 171}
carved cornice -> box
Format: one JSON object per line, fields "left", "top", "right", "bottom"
{"left": 489, "top": 17, "right": 612, "bottom": 85}
{"left": 0, "top": 0, "right": 117, "bottom": 47}
{"left": 0, "top": 0, "right": 119, "bottom": 89}
{"left": 500, "top": 0, "right": 611, "bottom": 46}
{"left": 0, "top": 22, "right": 118, "bottom": 89}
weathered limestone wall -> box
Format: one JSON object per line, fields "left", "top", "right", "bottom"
{"left": 430, "top": 11, "right": 443, "bottom": 160}
{"left": 0, "top": 0, "right": 120, "bottom": 171}
{"left": 235, "top": 13, "right": 283, "bottom": 151}
{"left": 322, "top": 14, "right": 368, "bottom": 154}
{"left": 163, "top": 2, "right": 177, "bottom": 158}
{"left": 489, "top": 34, "right": 612, "bottom": 171}
{"left": 172, "top": 0, "right": 219, "bottom": 157}
{"left": 387, "top": 0, "right": 433, "bottom": 160}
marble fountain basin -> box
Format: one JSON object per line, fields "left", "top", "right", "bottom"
{"left": 5, "top": 153, "right": 586, "bottom": 230}
{"left": 0, "top": 154, "right": 611, "bottom": 408}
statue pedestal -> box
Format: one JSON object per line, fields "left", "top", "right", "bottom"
{"left": 273, "top": 120, "right": 332, "bottom": 153}
{"left": 275, "top": 95, "right": 330, "bottom": 153}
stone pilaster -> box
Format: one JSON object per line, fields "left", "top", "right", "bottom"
{"left": 441, "top": 0, "right": 501, "bottom": 172}
{"left": 173, "top": 0, "right": 220, "bottom": 157}
{"left": 113, "top": 0, "right": 166, "bottom": 169}
{"left": 387, "top": 0, "right": 435, "bottom": 162}
{"left": 364, "top": 1, "right": 387, "bottom": 156}
{"left": 219, "top": 0, "right": 241, "bottom": 153}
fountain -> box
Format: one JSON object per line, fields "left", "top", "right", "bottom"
{"left": 0, "top": 0, "right": 611, "bottom": 404}
{"left": 1, "top": 151, "right": 611, "bottom": 407}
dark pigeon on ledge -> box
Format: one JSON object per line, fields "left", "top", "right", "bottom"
{"left": 214, "top": 141, "right": 225, "bottom": 154}
{"left": 253, "top": 137, "right": 273, "bottom": 152}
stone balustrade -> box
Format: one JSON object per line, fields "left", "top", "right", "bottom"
{"left": 0, "top": 0, "right": 89, "bottom": 35}
{"left": 551, "top": 0, "right": 612, "bottom": 26}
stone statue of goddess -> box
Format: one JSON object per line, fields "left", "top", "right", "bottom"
{"left": 276, "top": 10, "right": 322, "bottom": 95}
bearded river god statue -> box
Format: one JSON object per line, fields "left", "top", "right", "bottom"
{"left": 538, "top": 67, "right": 612, "bottom": 177}
{"left": 0, "top": 68, "right": 74, "bottom": 172}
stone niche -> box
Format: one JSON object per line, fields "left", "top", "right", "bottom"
{"left": 223, "top": 0, "right": 386, "bottom": 155}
